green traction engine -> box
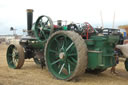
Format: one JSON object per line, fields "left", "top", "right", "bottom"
{"left": 6, "top": 9, "right": 119, "bottom": 80}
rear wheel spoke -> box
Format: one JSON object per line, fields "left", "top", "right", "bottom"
{"left": 64, "top": 36, "right": 68, "bottom": 47}
{"left": 55, "top": 38, "right": 60, "bottom": 45}
{"left": 67, "top": 53, "right": 77, "bottom": 56}
{"left": 55, "top": 38, "right": 61, "bottom": 50}
{"left": 67, "top": 59, "right": 75, "bottom": 67}
{"left": 51, "top": 59, "right": 61, "bottom": 65}
{"left": 66, "top": 42, "right": 74, "bottom": 52}
{"left": 59, "top": 63, "right": 65, "bottom": 74}
{"left": 71, "top": 57, "right": 77, "bottom": 63}
{"left": 61, "top": 42, "right": 64, "bottom": 50}
{"left": 49, "top": 49, "right": 58, "bottom": 54}
{"left": 68, "top": 63, "right": 71, "bottom": 74}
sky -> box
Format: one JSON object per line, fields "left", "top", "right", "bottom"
{"left": 0, "top": 0, "right": 128, "bottom": 35}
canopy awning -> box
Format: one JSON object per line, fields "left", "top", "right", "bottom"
{"left": 118, "top": 25, "right": 128, "bottom": 36}
{"left": 119, "top": 25, "right": 128, "bottom": 29}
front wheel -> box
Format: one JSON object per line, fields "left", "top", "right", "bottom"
{"left": 44, "top": 31, "right": 88, "bottom": 80}
{"left": 6, "top": 44, "right": 25, "bottom": 69}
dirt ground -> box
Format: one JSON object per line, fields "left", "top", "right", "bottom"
{"left": 0, "top": 43, "right": 128, "bottom": 85}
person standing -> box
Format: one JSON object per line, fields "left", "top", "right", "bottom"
{"left": 111, "top": 49, "right": 119, "bottom": 74}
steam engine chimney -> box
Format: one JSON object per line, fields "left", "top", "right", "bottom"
{"left": 26, "top": 9, "right": 33, "bottom": 35}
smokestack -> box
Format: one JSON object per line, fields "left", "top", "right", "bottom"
{"left": 26, "top": 9, "right": 33, "bottom": 35}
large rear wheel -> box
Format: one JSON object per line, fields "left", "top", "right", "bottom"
{"left": 124, "top": 58, "right": 128, "bottom": 71}
{"left": 44, "top": 31, "right": 88, "bottom": 80}
{"left": 6, "top": 44, "right": 25, "bottom": 69}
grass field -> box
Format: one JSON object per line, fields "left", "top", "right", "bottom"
{"left": 0, "top": 43, "right": 128, "bottom": 85}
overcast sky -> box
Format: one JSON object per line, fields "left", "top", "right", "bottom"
{"left": 0, "top": 0, "right": 128, "bottom": 35}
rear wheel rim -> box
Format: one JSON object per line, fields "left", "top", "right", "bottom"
{"left": 46, "top": 34, "right": 78, "bottom": 79}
